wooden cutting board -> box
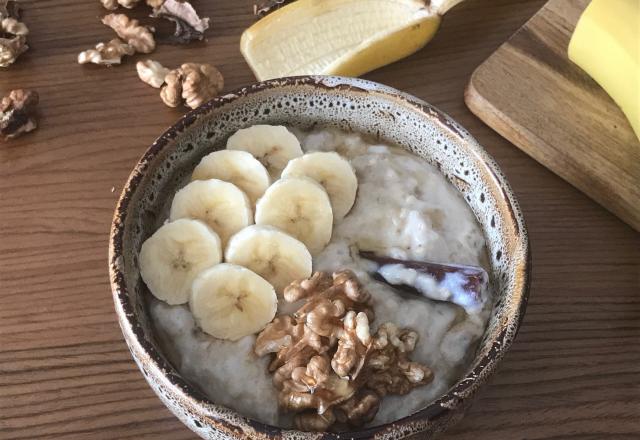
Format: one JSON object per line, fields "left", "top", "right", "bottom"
{"left": 465, "top": 0, "right": 640, "bottom": 232}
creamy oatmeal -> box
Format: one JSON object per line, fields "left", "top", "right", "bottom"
{"left": 150, "top": 127, "right": 493, "bottom": 427}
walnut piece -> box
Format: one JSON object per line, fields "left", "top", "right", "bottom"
{"left": 152, "top": 0, "right": 210, "bottom": 44}
{"left": 334, "top": 389, "right": 380, "bottom": 427}
{"left": 0, "top": 89, "right": 38, "bottom": 140}
{"left": 159, "top": 68, "right": 182, "bottom": 107}
{"left": 159, "top": 63, "right": 223, "bottom": 109}
{"left": 136, "top": 59, "right": 170, "bottom": 88}
{"left": 365, "top": 323, "right": 433, "bottom": 397}
{"left": 0, "top": 3, "right": 28, "bottom": 68}
{"left": 2, "top": 17, "right": 27, "bottom": 35}
{"left": 78, "top": 38, "right": 135, "bottom": 65}
{"left": 180, "top": 63, "right": 223, "bottom": 108}
{"left": 102, "top": 13, "right": 155, "bottom": 54}
{"left": 0, "top": 35, "right": 26, "bottom": 67}
{"left": 101, "top": 0, "right": 143, "bottom": 9}
{"left": 255, "top": 270, "right": 432, "bottom": 431}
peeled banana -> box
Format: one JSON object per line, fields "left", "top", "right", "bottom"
{"left": 241, "top": 0, "right": 466, "bottom": 80}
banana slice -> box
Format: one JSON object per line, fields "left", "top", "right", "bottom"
{"left": 139, "top": 218, "right": 222, "bottom": 305}
{"left": 255, "top": 177, "right": 333, "bottom": 254}
{"left": 192, "top": 150, "right": 271, "bottom": 206}
{"left": 169, "top": 179, "right": 253, "bottom": 247}
{"left": 225, "top": 225, "right": 312, "bottom": 294}
{"left": 226, "top": 125, "right": 303, "bottom": 177}
{"left": 189, "top": 263, "right": 278, "bottom": 341}
{"left": 281, "top": 151, "right": 358, "bottom": 221}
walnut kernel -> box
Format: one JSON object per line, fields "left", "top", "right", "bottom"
{"left": 159, "top": 63, "right": 224, "bottom": 109}
{"left": 0, "top": 89, "right": 38, "bottom": 140}
{"left": 136, "top": 59, "right": 170, "bottom": 88}
{"left": 77, "top": 38, "right": 135, "bottom": 65}
{"left": 159, "top": 69, "right": 182, "bottom": 107}
{"left": 102, "top": 13, "right": 155, "bottom": 54}
{"left": 180, "top": 63, "right": 224, "bottom": 109}
{"left": 255, "top": 270, "right": 432, "bottom": 431}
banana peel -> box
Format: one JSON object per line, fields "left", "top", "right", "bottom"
{"left": 241, "top": 0, "right": 466, "bottom": 80}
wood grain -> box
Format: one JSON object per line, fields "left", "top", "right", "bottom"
{"left": 1, "top": 1, "right": 639, "bottom": 439}
{"left": 465, "top": 0, "right": 640, "bottom": 232}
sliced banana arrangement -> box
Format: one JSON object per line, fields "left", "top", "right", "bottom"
{"left": 138, "top": 124, "right": 358, "bottom": 341}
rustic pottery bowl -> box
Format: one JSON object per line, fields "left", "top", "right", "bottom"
{"left": 109, "top": 76, "right": 530, "bottom": 440}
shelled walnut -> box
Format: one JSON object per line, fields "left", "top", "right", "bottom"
{"left": 136, "top": 59, "right": 170, "bottom": 88}
{"left": 102, "top": 13, "right": 155, "bottom": 54}
{"left": 159, "top": 63, "right": 223, "bottom": 109}
{"left": 0, "top": 89, "right": 39, "bottom": 140}
{"left": 255, "top": 270, "right": 433, "bottom": 431}
{"left": 78, "top": 38, "right": 134, "bottom": 65}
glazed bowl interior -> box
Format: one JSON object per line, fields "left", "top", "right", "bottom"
{"left": 109, "top": 76, "right": 529, "bottom": 439}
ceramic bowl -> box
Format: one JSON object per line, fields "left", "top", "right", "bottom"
{"left": 109, "top": 76, "right": 530, "bottom": 440}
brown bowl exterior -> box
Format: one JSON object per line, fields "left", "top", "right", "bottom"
{"left": 109, "top": 76, "right": 530, "bottom": 440}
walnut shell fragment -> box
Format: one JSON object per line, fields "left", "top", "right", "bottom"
{"left": 102, "top": 13, "right": 155, "bottom": 54}
{"left": 254, "top": 0, "right": 295, "bottom": 16}
{"left": 0, "top": 89, "right": 38, "bottom": 140}
{"left": 78, "top": 38, "right": 135, "bottom": 65}
{"left": 255, "top": 270, "right": 433, "bottom": 431}
{"left": 152, "top": 0, "right": 209, "bottom": 44}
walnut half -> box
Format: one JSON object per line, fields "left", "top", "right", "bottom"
{"left": 77, "top": 38, "right": 134, "bottom": 65}
{"left": 160, "top": 63, "right": 224, "bottom": 109}
{"left": 102, "top": 13, "right": 155, "bottom": 54}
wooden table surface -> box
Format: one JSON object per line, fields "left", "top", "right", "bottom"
{"left": 1, "top": 1, "right": 639, "bottom": 439}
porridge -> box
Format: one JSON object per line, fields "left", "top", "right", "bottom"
{"left": 145, "top": 126, "right": 493, "bottom": 430}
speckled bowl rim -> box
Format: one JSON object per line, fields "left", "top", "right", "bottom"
{"left": 109, "top": 75, "right": 530, "bottom": 439}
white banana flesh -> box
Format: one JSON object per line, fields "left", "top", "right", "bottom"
{"left": 192, "top": 150, "right": 271, "bottom": 206}
{"left": 139, "top": 218, "right": 222, "bottom": 305}
{"left": 281, "top": 151, "right": 358, "bottom": 221}
{"left": 226, "top": 125, "right": 303, "bottom": 178}
{"left": 255, "top": 176, "right": 333, "bottom": 255}
{"left": 225, "top": 224, "right": 312, "bottom": 294}
{"left": 169, "top": 179, "right": 253, "bottom": 247}
{"left": 189, "top": 263, "right": 278, "bottom": 341}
